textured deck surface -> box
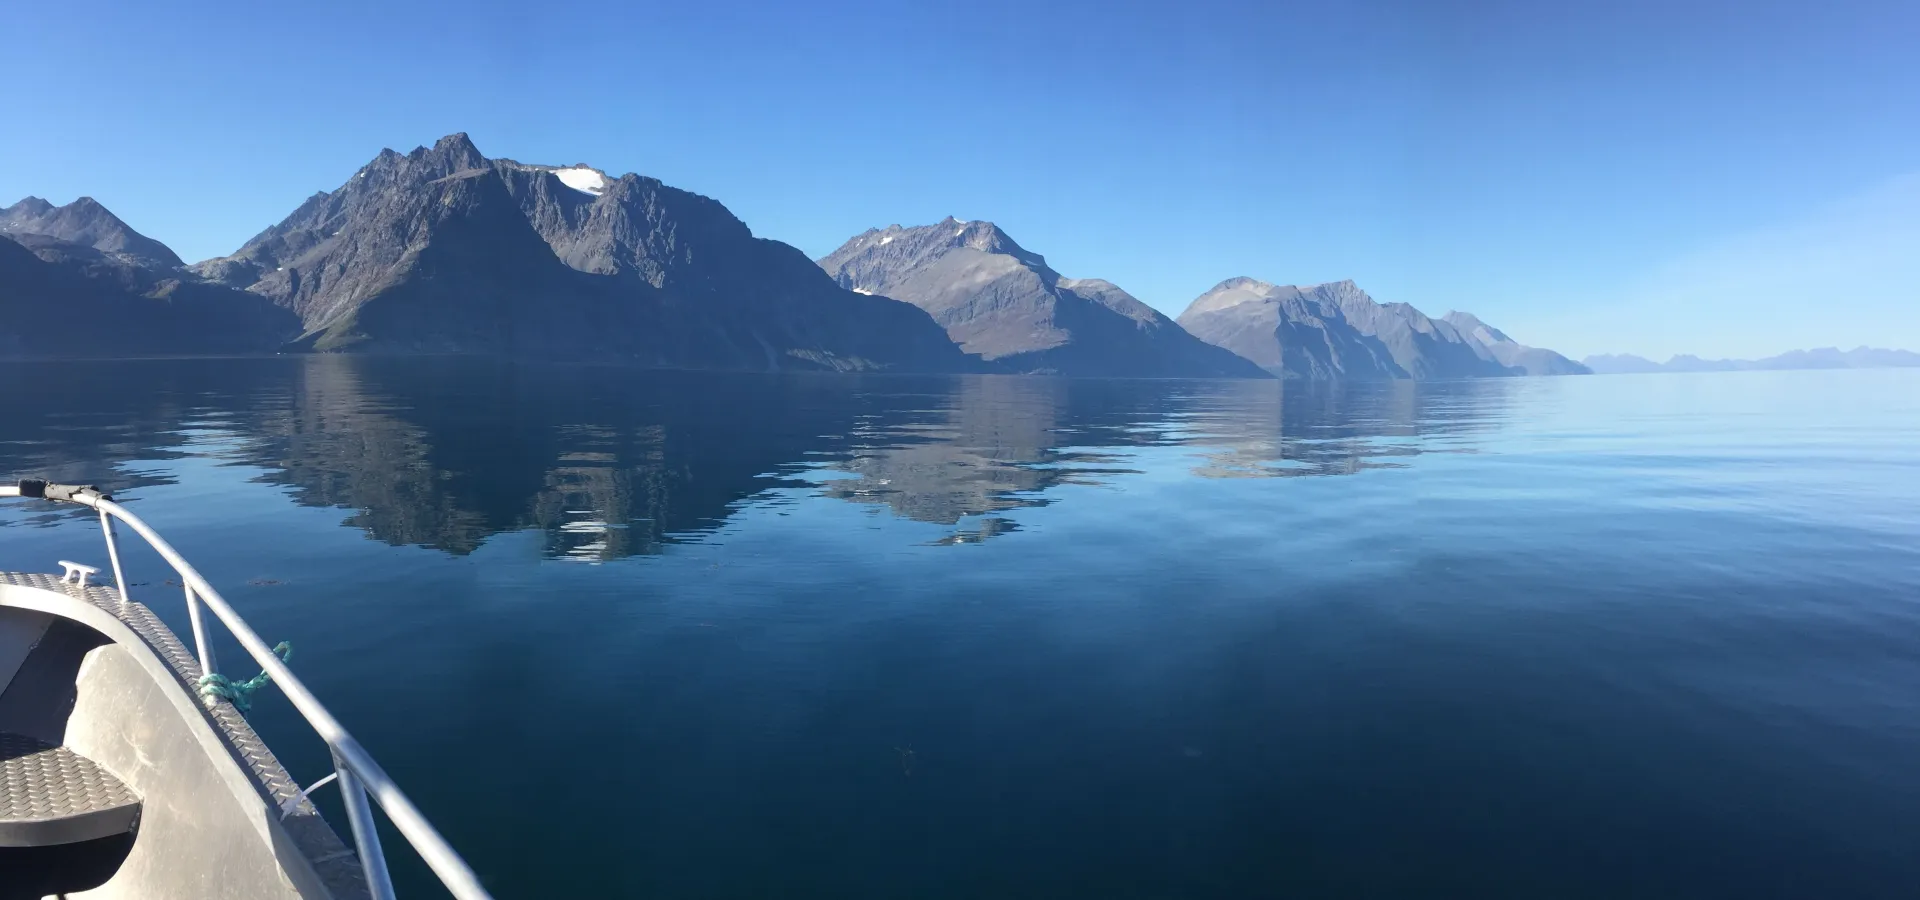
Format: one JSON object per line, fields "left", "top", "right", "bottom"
{"left": 0, "top": 731, "right": 141, "bottom": 844}
{"left": 0, "top": 571, "right": 369, "bottom": 896}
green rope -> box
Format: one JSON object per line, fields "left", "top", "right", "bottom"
{"left": 198, "top": 641, "right": 292, "bottom": 712}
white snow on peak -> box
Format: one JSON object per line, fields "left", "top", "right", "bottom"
{"left": 879, "top": 235, "right": 894, "bottom": 245}
{"left": 553, "top": 167, "right": 609, "bottom": 196}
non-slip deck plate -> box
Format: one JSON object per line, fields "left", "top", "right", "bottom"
{"left": 0, "top": 731, "right": 140, "bottom": 846}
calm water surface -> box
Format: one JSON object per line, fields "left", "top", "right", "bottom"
{"left": 3, "top": 357, "right": 1919, "bottom": 898}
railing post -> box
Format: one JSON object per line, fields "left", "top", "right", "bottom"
{"left": 65, "top": 496, "right": 492, "bottom": 898}
{"left": 185, "top": 583, "right": 217, "bottom": 675}
{"left": 98, "top": 509, "right": 130, "bottom": 605}
{"left": 335, "top": 754, "right": 398, "bottom": 900}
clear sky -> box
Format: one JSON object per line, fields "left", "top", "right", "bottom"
{"left": 3, "top": 0, "right": 1914, "bottom": 359}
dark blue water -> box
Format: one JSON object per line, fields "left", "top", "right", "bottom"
{"left": 3, "top": 357, "right": 1919, "bottom": 898}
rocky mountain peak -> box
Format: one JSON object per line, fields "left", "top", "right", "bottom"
{"left": 1212, "top": 276, "right": 1278, "bottom": 293}
{"left": 1182, "top": 277, "right": 1286, "bottom": 316}
{"left": 952, "top": 218, "right": 1033, "bottom": 258}
{"left": 421, "top": 132, "right": 487, "bottom": 172}
{"left": 6, "top": 196, "right": 53, "bottom": 216}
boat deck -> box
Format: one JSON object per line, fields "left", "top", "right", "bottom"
{"left": 0, "top": 571, "right": 369, "bottom": 898}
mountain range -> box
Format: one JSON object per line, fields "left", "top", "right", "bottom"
{"left": 1584, "top": 347, "right": 1920, "bottom": 374}
{"left": 1174, "top": 278, "right": 1586, "bottom": 378}
{"left": 5, "top": 131, "right": 1585, "bottom": 379}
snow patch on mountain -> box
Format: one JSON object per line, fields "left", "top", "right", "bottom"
{"left": 553, "top": 167, "right": 608, "bottom": 196}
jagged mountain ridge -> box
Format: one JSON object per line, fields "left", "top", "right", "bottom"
{"left": 1177, "top": 278, "right": 1577, "bottom": 380}
{"left": 192, "top": 134, "right": 970, "bottom": 371}
{"left": 1, "top": 196, "right": 184, "bottom": 269}
{"left": 818, "top": 219, "right": 1269, "bottom": 378}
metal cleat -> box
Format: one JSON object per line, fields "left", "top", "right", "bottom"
{"left": 56, "top": 560, "right": 100, "bottom": 588}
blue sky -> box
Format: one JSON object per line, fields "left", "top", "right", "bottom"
{"left": 3, "top": 0, "right": 1914, "bottom": 359}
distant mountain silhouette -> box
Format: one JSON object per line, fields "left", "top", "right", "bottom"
{"left": 1176, "top": 278, "right": 1580, "bottom": 379}
{"left": 1, "top": 196, "right": 184, "bottom": 269}
{"left": 1583, "top": 347, "right": 1920, "bottom": 374}
{"left": 819, "top": 218, "right": 1268, "bottom": 377}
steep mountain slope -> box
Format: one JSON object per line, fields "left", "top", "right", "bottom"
{"left": 1, "top": 196, "right": 184, "bottom": 269}
{"left": 491, "top": 159, "right": 966, "bottom": 371}
{"left": 1441, "top": 311, "right": 1590, "bottom": 375}
{"left": 1178, "top": 279, "right": 1575, "bottom": 380}
{"left": 1175, "top": 278, "right": 1406, "bottom": 379}
{"left": 193, "top": 134, "right": 969, "bottom": 371}
{"left": 1305, "top": 281, "right": 1512, "bottom": 379}
{"left": 1, "top": 232, "right": 298, "bottom": 357}
{"left": 819, "top": 219, "right": 1268, "bottom": 378}
{"left": 1179, "top": 279, "right": 1509, "bottom": 379}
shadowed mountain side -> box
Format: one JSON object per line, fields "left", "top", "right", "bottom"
{"left": 1, "top": 233, "right": 300, "bottom": 358}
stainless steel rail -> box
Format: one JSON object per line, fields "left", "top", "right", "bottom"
{"left": 1, "top": 482, "right": 491, "bottom": 900}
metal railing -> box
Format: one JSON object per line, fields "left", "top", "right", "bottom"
{"left": 2, "top": 481, "right": 491, "bottom": 900}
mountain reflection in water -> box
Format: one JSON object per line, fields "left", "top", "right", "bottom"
{"left": 0, "top": 355, "right": 1507, "bottom": 558}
